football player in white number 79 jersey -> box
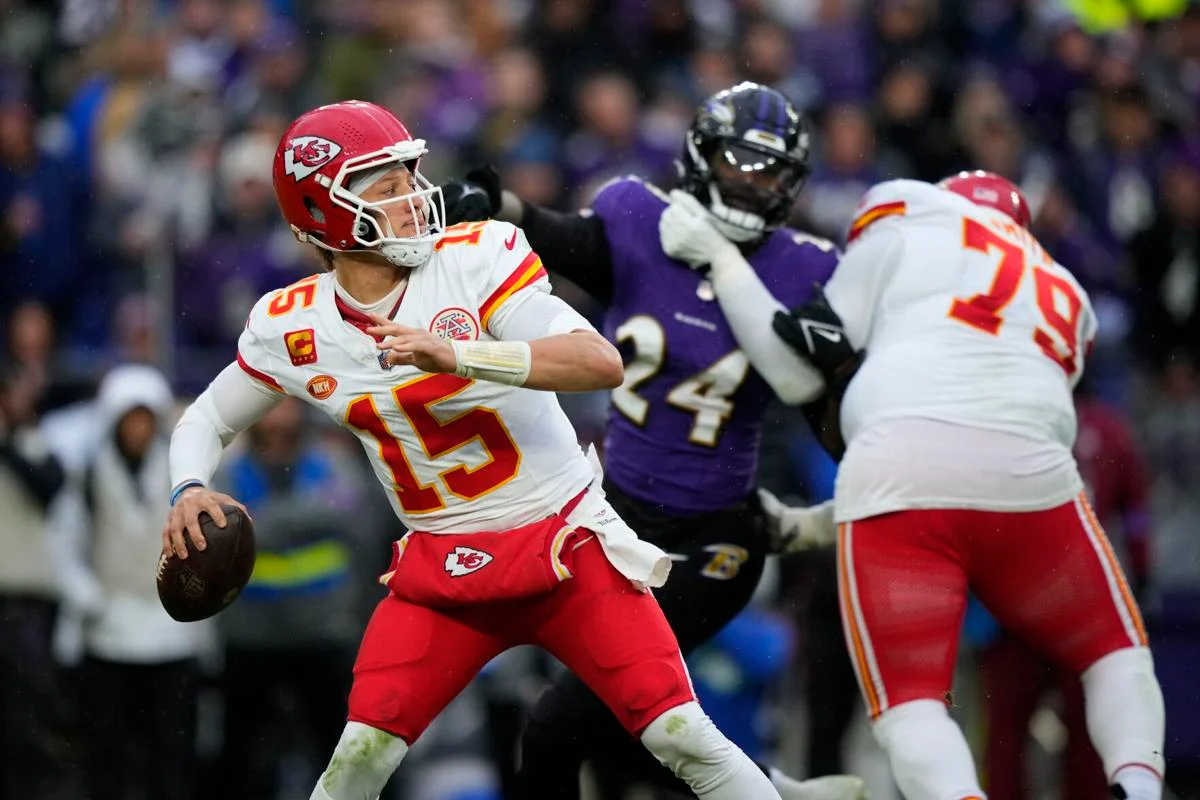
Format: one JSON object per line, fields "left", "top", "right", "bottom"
{"left": 159, "top": 100, "right": 784, "bottom": 800}
{"left": 663, "top": 170, "right": 1167, "bottom": 800}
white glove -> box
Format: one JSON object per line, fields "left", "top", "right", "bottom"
{"left": 659, "top": 189, "right": 738, "bottom": 270}
{"left": 758, "top": 489, "right": 838, "bottom": 554}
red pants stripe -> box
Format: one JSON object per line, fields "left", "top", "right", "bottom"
{"left": 838, "top": 493, "right": 1147, "bottom": 720}
{"left": 346, "top": 537, "right": 695, "bottom": 744}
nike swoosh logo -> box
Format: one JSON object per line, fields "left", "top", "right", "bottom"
{"left": 814, "top": 328, "right": 841, "bottom": 343}
{"left": 504, "top": 229, "right": 518, "bottom": 250}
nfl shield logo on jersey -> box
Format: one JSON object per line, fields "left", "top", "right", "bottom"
{"left": 444, "top": 546, "right": 493, "bottom": 577}
{"left": 429, "top": 307, "right": 479, "bottom": 341}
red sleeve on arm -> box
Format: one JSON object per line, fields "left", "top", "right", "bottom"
{"left": 237, "top": 351, "right": 285, "bottom": 394}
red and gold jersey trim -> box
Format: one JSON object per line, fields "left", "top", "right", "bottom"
{"left": 237, "top": 352, "right": 285, "bottom": 393}
{"left": 847, "top": 201, "right": 907, "bottom": 243}
{"left": 480, "top": 252, "right": 546, "bottom": 332}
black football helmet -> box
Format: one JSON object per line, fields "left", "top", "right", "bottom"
{"left": 678, "top": 82, "right": 811, "bottom": 242}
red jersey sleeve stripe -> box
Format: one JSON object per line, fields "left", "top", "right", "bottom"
{"left": 237, "top": 352, "right": 286, "bottom": 393}
{"left": 479, "top": 252, "right": 546, "bottom": 331}
{"left": 847, "top": 201, "right": 907, "bottom": 243}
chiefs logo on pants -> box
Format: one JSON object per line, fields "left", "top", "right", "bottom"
{"left": 348, "top": 537, "right": 695, "bottom": 744}
{"left": 445, "top": 546, "right": 493, "bottom": 576}
{"left": 838, "top": 493, "right": 1147, "bottom": 719}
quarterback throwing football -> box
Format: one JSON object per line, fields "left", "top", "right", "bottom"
{"left": 666, "top": 170, "right": 1168, "bottom": 800}
{"left": 161, "top": 101, "right": 784, "bottom": 800}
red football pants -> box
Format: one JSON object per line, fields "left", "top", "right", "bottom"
{"left": 838, "top": 492, "right": 1148, "bottom": 720}
{"left": 347, "top": 536, "right": 694, "bottom": 744}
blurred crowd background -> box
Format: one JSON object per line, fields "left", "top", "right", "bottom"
{"left": 2, "top": 0, "right": 1200, "bottom": 798}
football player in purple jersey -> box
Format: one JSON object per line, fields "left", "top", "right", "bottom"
{"left": 444, "top": 82, "right": 863, "bottom": 800}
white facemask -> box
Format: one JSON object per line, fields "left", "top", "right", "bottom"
{"left": 705, "top": 183, "right": 766, "bottom": 243}
{"left": 331, "top": 144, "right": 447, "bottom": 269}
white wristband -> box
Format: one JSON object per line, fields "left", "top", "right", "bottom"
{"left": 450, "top": 340, "right": 532, "bottom": 386}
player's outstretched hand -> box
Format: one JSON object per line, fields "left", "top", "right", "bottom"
{"left": 442, "top": 165, "right": 502, "bottom": 225}
{"left": 162, "top": 486, "right": 249, "bottom": 560}
{"left": 367, "top": 315, "right": 457, "bottom": 373}
{"left": 757, "top": 489, "right": 838, "bottom": 555}
{"left": 659, "top": 189, "right": 737, "bottom": 271}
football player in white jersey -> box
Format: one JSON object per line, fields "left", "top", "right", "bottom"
{"left": 160, "top": 101, "right": 785, "bottom": 800}
{"left": 660, "top": 171, "right": 1166, "bottom": 800}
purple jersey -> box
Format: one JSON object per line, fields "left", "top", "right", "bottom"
{"left": 591, "top": 177, "right": 838, "bottom": 514}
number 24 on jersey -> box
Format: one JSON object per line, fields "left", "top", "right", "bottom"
{"left": 612, "top": 316, "right": 749, "bottom": 447}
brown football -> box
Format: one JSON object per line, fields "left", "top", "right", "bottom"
{"left": 156, "top": 505, "right": 256, "bottom": 622}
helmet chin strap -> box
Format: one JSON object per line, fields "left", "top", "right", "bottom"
{"left": 380, "top": 239, "right": 434, "bottom": 268}
{"left": 705, "top": 184, "right": 765, "bottom": 243}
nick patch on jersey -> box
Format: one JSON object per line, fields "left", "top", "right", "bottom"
{"left": 284, "top": 328, "right": 318, "bottom": 366}
{"left": 429, "top": 307, "right": 479, "bottom": 341}
{"left": 306, "top": 374, "right": 337, "bottom": 400}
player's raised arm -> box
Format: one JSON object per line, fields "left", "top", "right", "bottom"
{"left": 658, "top": 188, "right": 827, "bottom": 405}
{"left": 771, "top": 200, "right": 906, "bottom": 387}
{"left": 441, "top": 165, "right": 618, "bottom": 304}
{"left": 792, "top": 189, "right": 908, "bottom": 348}
{"left": 368, "top": 304, "right": 623, "bottom": 393}
{"left": 370, "top": 219, "right": 622, "bottom": 393}
{"left": 508, "top": 327, "right": 624, "bottom": 392}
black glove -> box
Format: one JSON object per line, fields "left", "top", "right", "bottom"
{"left": 772, "top": 284, "right": 863, "bottom": 389}
{"left": 776, "top": 285, "right": 865, "bottom": 463}
{"left": 441, "top": 165, "right": 503, "bottom": 225}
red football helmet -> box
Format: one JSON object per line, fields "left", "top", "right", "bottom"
{"left": 272, "top": 100, "right": 446, "bottom": 268}
{"left": 937, "top": 170, "right": 1031, "bottom": 228}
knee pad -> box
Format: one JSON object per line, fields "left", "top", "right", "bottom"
{"left": 640, "top": 703, "right": 782, "bottom": 798}
{"left": 312, "top": 722, "right": 409, "bottom": 800}
{"left": 870, "top": 698, "right": 948, "bottom": 752}
{"left": 1081, "top": 647, "right": 1160, "bottom": 711}
{"left": 639, "top": 702, "right": 732, "bottom": 789}
{"left": 871, "top": 699, "right": 985, "bottom": 799}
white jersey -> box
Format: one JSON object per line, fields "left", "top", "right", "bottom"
{"left": 826, "top": 180, "right": 1097, "bottom": 520}
{"left": 236, "top": 220, "right": 596, "bottom": 534}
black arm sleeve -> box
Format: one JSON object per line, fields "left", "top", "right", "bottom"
{"left": 83, "top": 464, "right": 97, "bottom": 517}
{"left": 797, "top": 343, "right": 865, "bottom": 463}
{"left": 801, "top": 394, "right": 847, "bottom": 463}
{"left": 770, "top": 284, "right": 864, "bottom": 462}
{"left": 0, "top": 439, "right": 65, "bottom": 510}
{"left": 519, "top": 203, "right": 616, "bottom": 305}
